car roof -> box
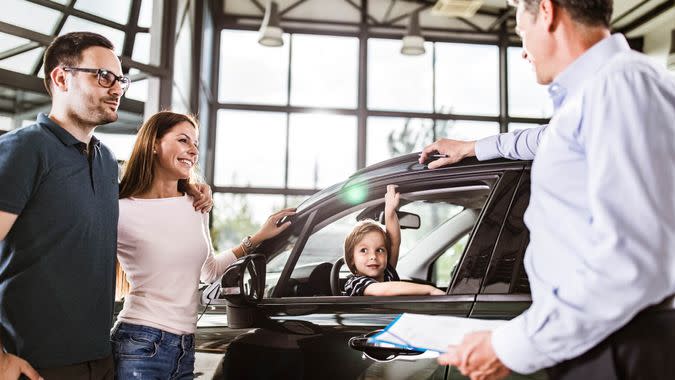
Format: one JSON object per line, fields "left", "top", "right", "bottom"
{"left": 297, "top": 153, "right": 531, "bottom": 213}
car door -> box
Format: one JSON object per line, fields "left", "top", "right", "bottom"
{"left": 448, "top": 168, "right": 548, "bottom": 380}
{"left": 216, "top": 166, "right": 526, "bottom": 380}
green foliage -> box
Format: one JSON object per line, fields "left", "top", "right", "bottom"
{"left": 210, "top": 194, "right": 258, "bottom": 252}
{"left": 433, "top": 235, "right": 468, "bottom": 287}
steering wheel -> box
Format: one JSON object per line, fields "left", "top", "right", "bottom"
{"left": 330, "top": 257, "right": 345, "bottom": 296}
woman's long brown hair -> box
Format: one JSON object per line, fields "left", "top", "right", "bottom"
{"left": 115, "top": 111, "right": 200, "bottom": 300}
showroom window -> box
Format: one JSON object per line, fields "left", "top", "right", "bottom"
{"left": 435, "top": 42, "right": 499, "bottom": 116}
{"left": 368, "top": 38, "right": 433, "bottom": 113}
{"left": 290, "top": 34, "right": 359, "bottom": 109}
{"left": 213, "top": 27, "right": 548, "bottom": 246}
{"left": 507, "top": 47, "right": 554, "bottom": 118}
{"left": 219, "top": 29, "right": 290, "bottom": 105}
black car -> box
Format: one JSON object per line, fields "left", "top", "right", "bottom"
{"left": 195, "top": 153, "right": 545, "bottom": 380}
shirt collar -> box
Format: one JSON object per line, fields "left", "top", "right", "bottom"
{"left": 548, "top": 33, "right": 631, "bottom": 109}
{"left": 37, "top": 113, "right": 101, "bottom": 149}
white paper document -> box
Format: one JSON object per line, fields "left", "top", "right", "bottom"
{"left": 368, "top": 313, "right": 506, "bottom": 353}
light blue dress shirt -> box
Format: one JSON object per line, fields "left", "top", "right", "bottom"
{"left": 476, "top": 34, "right": 675, "bottom": 374}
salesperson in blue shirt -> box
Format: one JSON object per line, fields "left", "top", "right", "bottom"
{"left": 420, "top": 0, "right": 675, "bottom": 379}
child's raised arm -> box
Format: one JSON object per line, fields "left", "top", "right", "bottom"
{"left": 384, "top": 184, "right": 401, "bottom": 268}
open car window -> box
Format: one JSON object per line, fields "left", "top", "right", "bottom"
{"left": 266, "top": 185, "right": 492, "bottom": 298}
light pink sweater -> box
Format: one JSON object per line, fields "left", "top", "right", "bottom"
{"left": 116, "top": 195, "right": 236, "bottom": 334}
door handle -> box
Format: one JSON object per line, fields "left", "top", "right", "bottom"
{"left": 348, "top": 330, "right": 425, "bottom": 362}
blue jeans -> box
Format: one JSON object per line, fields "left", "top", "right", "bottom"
{"left": 111, "top": 322, "right": 195, "bottom": 380}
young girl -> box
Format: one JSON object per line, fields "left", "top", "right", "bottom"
{"left": 113, "top": 111, "right": 295, "bottom": 379}
{"left": 343, "top": 185, "right": 445, "bottom": 296}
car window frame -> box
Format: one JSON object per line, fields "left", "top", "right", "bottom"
{"left": 266, "top": 170, "right": 513, "bottom": 307}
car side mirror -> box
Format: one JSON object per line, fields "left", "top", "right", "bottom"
{"left": 211, "top": 254, "right": 267, "bottom": 329}
{"left": 378, "top": 211, "right": 420, "bottom": 230}
{"left": 220, "top": 253, "right": 266, "bottom": 305}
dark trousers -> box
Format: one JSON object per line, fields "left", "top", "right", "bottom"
{"left": 547, "top": 310, "right": 675, "bottom": 380}
{"left": 35, "top": 355, "right": 114, "bottom": 380}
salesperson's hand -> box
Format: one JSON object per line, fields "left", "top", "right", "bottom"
{"left": 437, "top": 331, "right": 510, "bottom": 380}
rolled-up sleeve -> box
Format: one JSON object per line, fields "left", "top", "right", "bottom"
{"left": 475, "top": 125, "right": 547, "bottom": 161}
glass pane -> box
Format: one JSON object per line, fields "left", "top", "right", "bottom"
{"left": 368, "top": 38, "right": 433, "bottom": 112}
{"left": 124, "top": 71, "right": 149, "bottom": 102}
{"left": 366, "top": 117, "right": 434, "bottom": 166}
{"left": 211, "top": 193, "right": 288, "bottom": 252}
{"left": 291, "top": 209, "right": 360, "bottom": 273}
{"left": 131, "top": 33, "right": 150, "bottom": 64}
{"left": 508, "top": 47, "right": 553, "bottom": 118}
{"left": 60, "top": 17, "right": 126, "bottom": 56}
{"left": 398, "top": 201, "right": 468, "bottom": 260}
{"left": 36, "top": 61, "right": 46, "bottom": 78}
{"left": 0, "top": 0, "right": 61, "bottom": 35}
{"left": 137, "top": 0, "right": 154, "bottom": 28}
{"left": 214, "top": 110, "right": 286, "bottom": 187}
{"left": 287, "top": 113, "right": 357, "bottom": 189}
{"left": 290, "top": 34, "right": 358, "bottom": 108}
{"left": 96, "top": 132, "right": 136, "bottom": 161}
{"left": 0, "top": 47, "right": 43, "bottom": 75}
{"left": 172, "top": 17, "right": 192, "bottom": 112}
{"left": 436, "top": 120, "right": 499, "bottom": 141}
{"left": 0, "top": 32, "right": 30, "bottom": 52}
{"left": 284, "top": 187, "right": 491, "bottom": 296}
{"left": 74, "top": 0, "right": 131, "bottom": 25}
{"left": 508, "top": 122, "right": 540, "bottom": 132}
{"left": 219, "top": 29, "right": 289, "bottom": 105}
{"left": 435, "top": 43, "right": 499, "bottom": 116}
{"left": 432, "top": 234, "right": 468, "bottom": 287}
{"left": 0, "top": 115, "right": 11, "bottom": 131}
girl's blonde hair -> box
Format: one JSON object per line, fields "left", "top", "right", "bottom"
{"left": 343, "top": 220, "right": 391, "bottom": 274}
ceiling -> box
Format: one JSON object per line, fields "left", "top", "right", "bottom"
{"left": 223, "top": 0, "right": 675, "bottom": 38}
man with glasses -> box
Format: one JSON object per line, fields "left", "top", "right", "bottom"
{"left": 0, "top": 31, "right": 125, "bottom": 380}
{"left": 420, "top": 0, "right": 675, "bottom": 379}
{"left": 0, "top": 31, "right": 209, "bottom": 380}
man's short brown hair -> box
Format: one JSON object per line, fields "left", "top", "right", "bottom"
{"left": 509, "top": 0, "right": 612, "bottom": 27}
{"left": 42, "top": 32, "right": 115, "bottom": 96}
{"left": 343, "top": 220, "right": 391, "bottom": 274}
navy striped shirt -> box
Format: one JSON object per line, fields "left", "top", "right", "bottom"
{"left": 344, "top": 265, "right": 400, "bottom": 296}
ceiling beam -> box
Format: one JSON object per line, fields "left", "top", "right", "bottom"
{"left": 0, "top": 68, "right": 47, "bottom": 94}
{"left": 0, "top": 21, "right": 52, "bottom": 45}
{"left": 611, "top": 0, "right": 650, "bottom": 26}
{"left": 488, "top": 8, "right": 514, "bottom": 32}
{"left": 343, "top": 0, "right": 380, "bottom": 25}
{"left": 617, "top": 0, "right": 674, "bottom": 34}
{"left": 25, "top": 0, "right": 129, "bottom": 31}
{"left": 279, "top": 0, "right": 309, "bottom": 16}
{"left": 0, "top": 42, "right": 40, "bottom": 60}
{"left": 382, "top": 4, "right": 431, "bottom": 26}
{"left": 0, "top": 21, "right": 168, "bottom": 77}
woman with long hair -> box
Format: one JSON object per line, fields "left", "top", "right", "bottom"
{"left": 112, "top": 111, "right": 294, "bottom": 379}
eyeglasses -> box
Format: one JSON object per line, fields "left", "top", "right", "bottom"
{"left": 62, "top": 67, "right": 131, "bottom": 93}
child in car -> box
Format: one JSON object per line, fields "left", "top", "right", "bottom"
{"left": 343, "top": 185, "right": 446, "bottom": 296}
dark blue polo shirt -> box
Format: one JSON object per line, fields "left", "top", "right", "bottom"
{"left": 0, "top": 113, "right": 118, "bottom": 368}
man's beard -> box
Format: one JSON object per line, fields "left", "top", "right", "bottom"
{"left": 70, "top": 98, "right": 119, "bottom": 127}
